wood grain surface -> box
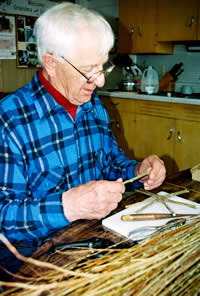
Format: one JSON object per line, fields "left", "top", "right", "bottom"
{"left": 17, "top": 169, "right": 200, "bottom": 277}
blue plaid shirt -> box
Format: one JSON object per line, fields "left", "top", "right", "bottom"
{"left": 0, "top": 72, "right": 138, "bottom": 247}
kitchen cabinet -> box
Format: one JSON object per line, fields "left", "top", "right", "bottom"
{"left": 100, "top": 96, "right": 200, "bottom": 175}
{"left": 134, "top": 114, "right": 175, "bottom": 174}
{"left": 174, "top": 113, "right": 200, "bottom": 171}
{"left": 133, "top": 100, "right": 176, "bottom": 174}
{"left": 157, "top": 0, "right": 200, "bottom": 41}
{"left": 118, "top": 0, "right": 173, "bottom": 54}
{"left": 101, "top": 97, "right": 136, "bottom": 159}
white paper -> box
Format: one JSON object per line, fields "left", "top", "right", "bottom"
{"left": 102, "top": 191, "right": 200, "bottom": 240}
{"left": 0, "top": 15, "right": 16, "bottom": 59}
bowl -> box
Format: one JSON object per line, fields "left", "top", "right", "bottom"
{"left": 119, "top": 80, "right": 137, "bottom": 91}
{"left": 181, "top": 85, "right": 193, "bottom": 95}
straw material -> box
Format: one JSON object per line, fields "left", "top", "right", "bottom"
{"left": 1, "top": 217, "right": 200, "bottom": 296}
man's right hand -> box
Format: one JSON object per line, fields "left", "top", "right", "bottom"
{"left": 62, "top": 179, "right": 125, "bottom": 222}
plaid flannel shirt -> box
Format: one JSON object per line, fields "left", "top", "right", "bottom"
{"left": 0, "top": 72, "right": 138, "bottom": 247}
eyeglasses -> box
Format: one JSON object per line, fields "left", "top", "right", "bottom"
{"left": 61, "top": 56, "right": 115, "bottom": 83}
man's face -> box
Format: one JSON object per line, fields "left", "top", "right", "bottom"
{"left": 48, "top": 37, "right": 108, "bottom": 106}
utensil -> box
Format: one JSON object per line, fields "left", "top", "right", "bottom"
{"left": 121, "top": 213, "right": 197, "bottom": 221}
{"left": 174, "top": 68, "right": 184, "bottom": 79}
{"left": 127, "top": 218, "right": 186, "bottom": 238}
{"left": 169, "top": 62, "right": 183, "bottom": 79}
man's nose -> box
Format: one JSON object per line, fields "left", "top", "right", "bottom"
{"left": 94, "top": 73, "right": 105, "bottom": 88}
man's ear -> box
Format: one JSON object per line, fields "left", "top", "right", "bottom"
{"left": 42, "top": 53, "right": 57, "bottom": 77}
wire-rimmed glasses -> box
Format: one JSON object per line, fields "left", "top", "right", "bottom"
{"left": 61, "top": 56, "right": 115, "bottom": 83}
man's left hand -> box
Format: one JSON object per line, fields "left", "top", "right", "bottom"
{"left": 135, "top": 154, "right": 166, "bottom": 190}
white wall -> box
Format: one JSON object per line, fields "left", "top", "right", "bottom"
{"left": 137, "top": 45, "right": 200, "bottom": 93}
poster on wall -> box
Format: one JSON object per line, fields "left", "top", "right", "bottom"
{"left": 0, "top": 0, "right": 54, "bottom": 18}
{"left": 16, "top": 15, "right": 40, "bottom": 68}
{"left": 0, "top": 14, "right": 16, "bottom": 59}
{"left": 0, "top": 0, "right": 75, "bottom": 17}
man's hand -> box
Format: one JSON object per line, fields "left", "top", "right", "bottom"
{"left": 62, "top": 179, "right": 125, "bottom": 222}
{"left": 135, "top": 154, "right": 166, "bottom": 190}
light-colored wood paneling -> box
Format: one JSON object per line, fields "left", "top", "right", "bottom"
{"left": 119, "top": 0, "right": 173, "bottom": 54}
{"left": 0, "top": 59, "right": 37, "bottom": 92}
{"left": 157, "top": 0, "right": 199, "bottom": 41}
{"left": 136, "top": 100, "right": 174, "bottom": 118}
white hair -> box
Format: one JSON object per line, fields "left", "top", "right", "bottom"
{"left": 33, "top": 2, "right": 114, "bottom": 66}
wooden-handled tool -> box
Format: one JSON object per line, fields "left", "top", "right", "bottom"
{"left": 121, "top": 213, "right": 198, "bottom": 221}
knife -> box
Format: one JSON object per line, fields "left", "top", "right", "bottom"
{"left": 169, "top": 63, "right": 183, "bottom": 78}
{"left": 174, "top": 68, "right": 184, "bottom": 80}
{"left": 121, "top": 213, "right": 198, "bottom": 221}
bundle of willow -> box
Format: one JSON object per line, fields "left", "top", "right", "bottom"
{"left": 1, "top": 217, "right": 200, "bottom": 296}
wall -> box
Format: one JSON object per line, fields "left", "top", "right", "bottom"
{"left": 0, "top": 0, "right": 64, "bottom": 93}
{"left": 137, "top": 45, "right": 200, "bottom": 93}
{"left": 0, "top": 60, "right": 36, "bottom": 92}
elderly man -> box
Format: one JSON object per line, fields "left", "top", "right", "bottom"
{"left": 0, "top": 2, "right": 166, "bottom": 280}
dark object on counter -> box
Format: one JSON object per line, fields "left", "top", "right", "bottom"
{"left": 48, "top": 237, "right": 135, "bottom": 255}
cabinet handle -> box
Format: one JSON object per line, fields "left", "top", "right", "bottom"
{"left": 129, "top": 26, "right": 134, "bottom": 37}
{"left": 167, "top": 128, "right": 174, "bottom": 140}
{"left": 177, "top": 131, "right": 183, "bottom": 143}
{"left": 116, "top": 121, "right": 120, "bottom": 129}
{"left": 110, "top": 102, "right": 119, "bottom": 106}
{"left": 189, "top": 16, "right": 195, "bottom": 27}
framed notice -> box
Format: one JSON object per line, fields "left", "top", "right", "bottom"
{"left": 0, "top": 14, "right": 16, "bottom": 59}
{"left": 16, "top": 15, "right": 40, "bottom": 68}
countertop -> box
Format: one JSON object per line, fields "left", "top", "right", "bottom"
{"left": 97, "top": 90, "right": 200, "bottom": 105}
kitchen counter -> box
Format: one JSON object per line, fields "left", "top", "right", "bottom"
{"left": 97, "top": 90, "right": 200, "bottom": 105}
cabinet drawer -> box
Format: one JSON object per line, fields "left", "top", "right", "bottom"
{"left": 175, "top": 104, "right": 200, "bottom": 122}
{"left": 136, "top": 100, "right": 174, "bottom": 118}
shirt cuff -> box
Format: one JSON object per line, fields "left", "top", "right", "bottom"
{"left": 40, "top": 192, "right": 71, "bottom": 232}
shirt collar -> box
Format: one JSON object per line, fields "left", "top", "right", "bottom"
{"left": 30, "top": 71, "right": 94, "bottom": 119}
{"left": 31, "top": 71, "right": 60, "bottom": 118}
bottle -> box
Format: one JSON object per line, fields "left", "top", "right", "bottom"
{"left": 141, "top": 66, "right": 159, "bottom": 94}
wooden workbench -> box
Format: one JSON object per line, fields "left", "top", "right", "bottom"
{"left": 17, "top": 168, "right": 200, "bottom": 278}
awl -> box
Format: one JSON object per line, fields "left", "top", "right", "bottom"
{"left": 121, "top": 213, "right": 198, "bottom": 221}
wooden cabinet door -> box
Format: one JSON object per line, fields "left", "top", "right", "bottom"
{"left": 134, "top": 113, "right": 176, "bottom": 175}
{"left": 100, "top": 97, "right": 136, "bottom": 159}
{"left": 119, "top": 0, "right": 173, "bottom": 54}
{"left": 157, "top": 0, "right": 199, "bottom": 41}
{"left": 118, "top": 111, "right": 136, "bottom": 159}
{"left": 197, "top": 3, "right": 200, "bottom": 40}
{"left": 175, "top": 119, "right": 200, "bottom": 171}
